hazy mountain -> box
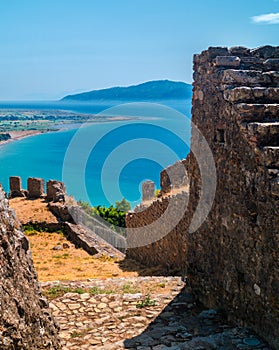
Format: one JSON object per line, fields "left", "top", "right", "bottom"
{"left": 61, "top": 80, "right": 192, "bottom": 102}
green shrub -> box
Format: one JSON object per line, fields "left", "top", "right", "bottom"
{"left": 115, "top": 198, "right": 131, "bottom": 212}
{"left": 78, "top": 199, "right": 131, "bottom": 228}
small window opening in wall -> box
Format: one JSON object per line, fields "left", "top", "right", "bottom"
{"left": 216, "top": 128, "right": 225, "bottom": 144}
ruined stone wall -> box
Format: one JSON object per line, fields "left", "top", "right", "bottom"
{"left": 126, "top": 46, "right": 279, "bottom": 349}
{"left": 126, "top": 190, "right": 189, "bottom": 269}
{"left": 9, "top": 176, "right": 26, "bottom": 198}
{"left": 9, "top": 177, "right": 67, "bottom": 202}
{"left": 46, "top": 180, "right": 66, "bottom": 202}
{"left": 27, "top": 177, "right": 45, "bottom": 198}
{"left": 0, "top": 186, "right": 61, "bottom": 349}
{"left": 142, "top": 181, "right": 155, "bottom": 202}
{"left": 160, "top": 160, "right": 189, "bottom": 195}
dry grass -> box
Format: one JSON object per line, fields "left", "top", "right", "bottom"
{"left": 26, "top": 230, "right": 141, "bottom": 282}
{"left": 9, "top": 197, "right": 58, "bottom": 224}
{"left": 10, "top": 197, "right": 170, "bottom": 282}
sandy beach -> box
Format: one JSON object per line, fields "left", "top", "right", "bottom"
{"left": 0, "top": 130, "right": 44, "bottom": 146}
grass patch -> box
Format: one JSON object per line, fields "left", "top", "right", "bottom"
{"left": 37, "top": 267, "right": 49, "bottom": 271}
{"left": 53, "top": 255, "right": 63, "bottom": 259}
{"left": 24, "top": 227, "right": 39, "bottom": 236}
{"left": 73, "top": 288, "right": 85, "bottom": 294}
{"left": 70, "top": 331, "right": 82, "bottom": 338}
{"left": 122, "top": 282, "right": 140, "bottom": 294}
{"left": 23, "top": 223, "right": 65, "bottom": 235}
{"left": 90, "top": 286, "right": 116, "bottom": 295}
{"left": 42, "top": 285, "right": 72, "bottom": 299}
{"left": 43, "top": 285, "right": 116, "bottom": 300}
{"left": 136, "top": 294, "right": 156, "bottom": 309}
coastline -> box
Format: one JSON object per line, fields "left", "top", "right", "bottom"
{"left": 0, "top": 117, "right": 136, "bottom": 148}
{"left": 0, "top": 130, "right": 46, "bottom": 147}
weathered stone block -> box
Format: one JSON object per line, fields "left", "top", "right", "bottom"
{"left": 9, "top": 176, "right": 25, "bottom": 198}
{"left": 207, "top": 46, "right": 229, "bottom": 59}
{"left": 142, "top": 181, "right": 155, "bottom": 201}
{"left": 215, "top": 56, "right": 241, "bottom": 68}
{"left": 235, "top": 103, "right": 279, "bottom": 122}
{"left": 160, "top": 160, "right": 189, "bottom": 194}
{"left": 27, "top": 177, "right": 44, "bottom": 198}
{"left": 251, "top": 45, "right": 279, "bottom": 59}
{"left": 263, "top": 146, "right": 279, "bottom": 167}
{"left": 264, "top": 58, "right": 279, "bottom": 70}
{"left": 221, "top": 69, "right": 271, "bottom": 86}
{"left": 47, "top": 180, "right": 66, "bottom": 202}
{"left": 229, "top": 46, "right": 250, "bottom": 56}
{"left": 224, "top": 87, "right": 253, "bottom": 102}
{"left": 246, "top": 122, "right": 279, "bottom": 147}
{"left": 265, "top": 87, "right": 279, "bottom": 101}
{"left": 48, "top": 202, "right": 73, "bottom": 222}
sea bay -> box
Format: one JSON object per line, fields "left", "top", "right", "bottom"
{"left": 0, "top": 99, "right": 191, "bottom": 207}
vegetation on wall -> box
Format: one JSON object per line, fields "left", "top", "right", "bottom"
{"left": 78, "top": 198, "right": 131, "bottom": 228}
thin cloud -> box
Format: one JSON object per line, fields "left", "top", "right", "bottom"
{"left": 252, "top": 12, "right": 279, "bottom": 24}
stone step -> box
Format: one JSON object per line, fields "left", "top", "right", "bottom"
{"left": 220, "top": 69, "right": 279, "bottom": 87}
{"left": 246, "top": 122, "right": 279, "bottom": 146}
{"left": 235, "top": 103, "right": 279, "bottom": 122}
{"left": 264, "top": 59, "right": 279, "bottom": 71}
{"left": 263, "top": 146, "right": 279, "bottom": 168}
{"left": 224, "top": 87, "right": 279, "bottom": 103}
{"left": 215, "top": 56, "right": 279, "bottom": 71}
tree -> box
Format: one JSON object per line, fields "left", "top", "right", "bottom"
{"left": 78, "top": 198, "right": 131, "bottom": 229}
{"left": 115, "top": 198, "right": 131, "bottom": 212}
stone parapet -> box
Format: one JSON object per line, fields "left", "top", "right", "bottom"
{"left": 47, "top": 180, "right": 66, "bottom": 202}
{"left": 9, "top": 176, "right": 26, "bottom": 198}
{"left": 160, "top": 160, "right": 189, "bottom": 195}
{"left": 142, "top": 181, "right": 155, "bottom": 201}
{"left": 27, "top": 177, "right": 45, "bottom": 198}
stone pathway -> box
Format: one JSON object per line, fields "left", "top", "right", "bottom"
{"left": 41, "top": 277, "right": 271, "bottom": 350}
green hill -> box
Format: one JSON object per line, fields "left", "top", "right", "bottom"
{"left": 61, "top": 80, "right": 192, "bottom": 102}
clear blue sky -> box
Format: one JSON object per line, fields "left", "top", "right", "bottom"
{"left": 0, "top": 0, "right": 278, "bottom": 100}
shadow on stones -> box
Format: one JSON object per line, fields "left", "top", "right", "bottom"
{"left": 117, "top": 257, "right": 183, "bottom": 277}
{"left": 123, "top": 286, "right": 269, "bottom": 349}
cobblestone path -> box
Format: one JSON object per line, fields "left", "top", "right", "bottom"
{"left": 41, "top": 277, "right": 270, "bottom": 350}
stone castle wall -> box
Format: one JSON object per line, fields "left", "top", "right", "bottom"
{"left": 160, "top": 159, "right": 189, "bottom": 195}
{"left": 9, "top": 176, "right": 26, "bottom": 198}
{"left": 126, "top": 46, "right": 279, "bottom": 349}
{"left": 10, "top": 177, "right": 66, "bottom": 202}
{"left": 27, "top": 177, "right": 45, "bottom": 198}
{"left": 0, "top": 186, "right": 60, "bottom": 349}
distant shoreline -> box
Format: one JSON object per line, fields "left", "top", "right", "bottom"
{"left": 0, "top": 130, "right": 47, "bottom": 147}
{"left": 0, "top": 116, "right": 139, "bottom": 148}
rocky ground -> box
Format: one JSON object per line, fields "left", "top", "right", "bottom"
{"left": 10, "top": 197, "right": 59, "bottom": 223}
{"left": 10, "top": 198, "right": 272, "bottom": 350}
{"left": 42, "top": 278, "right": 270, "bottom": 350}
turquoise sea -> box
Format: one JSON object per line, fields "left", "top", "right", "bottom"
{"left": 0, "top": 99, "right": 191, "bottom": 208}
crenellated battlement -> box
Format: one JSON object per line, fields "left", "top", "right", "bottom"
{"left": 9, "top": 176, "right": 66, "bottom": 202}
